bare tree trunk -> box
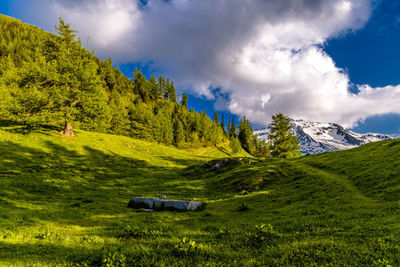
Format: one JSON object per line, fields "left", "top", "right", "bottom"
{"left": 63, "top": 121, "right": 74, "bottom": 136}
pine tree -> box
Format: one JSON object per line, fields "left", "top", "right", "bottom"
{"left": 229, "top": 117, "right": 236, "bottom": 137}
{"left": 213, "top": 112, "right": 220, "bottom": 125}
{"left": 268, "top": 113, "right": 301, "bottom": 158}
{"left": 148, "top": 75, "right": 159, "bottom": 100}
{"left": 163, "top": 78, "right": 170, "bottom": 99}
{"left": 158, "top": 75, "right": 165, "bottom": 99}
{"left": 53, "top": 17, "right": 108, "bottom": 135}
{"left": 173, "top": 117, "right": 185, "bottom": 147}
{"left": 102, "top": 57, "right": 117, "bottom": 91}
{"left": 230, "top": 136, "right": 241, "bottom": 154}
{"left": 238, "top": 116, "right": 253, "bottom": 154}
{"left": 220, "top": 113, "right": 225, "bottom": 132}
{"left": 133, "top": 68, "right": 149, "bottom": 102}
{"left": 181, "top": 92, "right": 188, "bottom": 109}
{"left": 168, "top": 81, "right": 176, "bottom": 102}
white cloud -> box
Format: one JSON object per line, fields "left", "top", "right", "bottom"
{"left": 15, "top": 0, "right": 400, "bottom": 127}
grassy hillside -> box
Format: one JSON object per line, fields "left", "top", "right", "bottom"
{"left": 1, "top": 121, "right": 400, "bottom": 266}
{"left": 0, "top": 14, "right": 228, "bottom": 149}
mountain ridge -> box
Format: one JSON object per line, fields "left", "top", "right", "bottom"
{"left": 254, "top": 119, "right": 394, "bottom": 154}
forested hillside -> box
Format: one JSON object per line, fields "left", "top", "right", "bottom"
{"left": 0, "top": 15, "right": 226, "bottom": 148}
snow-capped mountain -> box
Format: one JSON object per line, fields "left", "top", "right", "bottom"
{"left": 254, "top": 119, "right": 394, "bottom": 155}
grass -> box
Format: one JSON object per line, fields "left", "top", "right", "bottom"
{"left": 1, "top": 121, "right": 400, "bottom": 266}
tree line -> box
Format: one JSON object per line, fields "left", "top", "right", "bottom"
{"left": 0, "top": 15, "right": 301, "bottom": 157}
{"left": 0, "top": 16, "right": 226, "bottom": 148}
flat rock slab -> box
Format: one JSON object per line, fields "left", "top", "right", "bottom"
{"left": 128, "top": 197, "right": 205, "bottom": 211}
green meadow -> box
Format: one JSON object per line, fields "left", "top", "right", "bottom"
{"left": 1, "top": 121, "right": 400, "bottom": 266}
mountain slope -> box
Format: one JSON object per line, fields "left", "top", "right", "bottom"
{"left": 0, "top": 14, "right": 226, "bottom": 148}
{"left": 255, "top": 119, "right": 393, "bottom": 154}
{"left": 1, "top": 122, "right": 400, "bottom": 265}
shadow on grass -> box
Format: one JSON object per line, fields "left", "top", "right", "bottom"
{"left": 216, "top": 146, "right": 232, "bottom": 156}
{"left": 0, "top": 137, "right": 208, "bottom": 232}
{"left": 0, "top": 119, "right": 62, "bottom": 135}
{"left": 156, "top": 155, "right": 206, "bottom": 169}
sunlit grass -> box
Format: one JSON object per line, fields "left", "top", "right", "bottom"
{"left": 0, "top": 122, "right": 400, "bottom": 265}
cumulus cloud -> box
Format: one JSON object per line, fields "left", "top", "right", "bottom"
{"left": 14, "top": 0, "right": 400, "bottom": 127}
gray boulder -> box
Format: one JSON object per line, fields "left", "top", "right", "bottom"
{"left": 128, "top": 197, "right": 205, "bottom": 211}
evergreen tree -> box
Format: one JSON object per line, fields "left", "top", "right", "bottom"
{"left": 173, "top": 117, "right": 185, "bottom": 147}
{"left": 158, "top": 75, "right": 166, "bottom": 99}
{"left": 168, "top": 81, "right": 176, "bottom": 102}
{"left": 229, "top": 117, "right": 236, "bottom": 137}
{"left": 220, "top": 113, "right": 225, "bottom": 132}
{"left": 268, "top": 113, "right": 301, "bottom": 158}
{"left": 252, "top": 135, "right": 270, "bottom": 157}
{"left": 238, "top": 116, "right": 253, "bottom": 154}
{"left": 0, "top": 15, "right": 227, "bottom": 149}
{"left": 51, "top": 17, "right": 108, "bottom": 135}
{"left": 181, "top": 92, "right": 188, "bottom": 109}
{"left": 148, "top": 75, "right": 159, "bottom": 100}
{"left": 102, "top": 57, "right": 117, "bottom": 91}
{"left": 133, "top": 68, "right": 149, "bottom": 102}
{"left": 230, "top": 136, "right": 241, "bottom": 154}
{"left": 213, "top": 112, "right": 220, "bottom": 125}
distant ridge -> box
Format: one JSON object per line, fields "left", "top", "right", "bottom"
{"left": 255, "top": 119, "right": 394, "bottom": 154}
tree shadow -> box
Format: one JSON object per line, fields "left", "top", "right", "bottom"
{"left": 0, "top": 240, "right": 101, "bottom": 265}
{"left": 216, "top": 146, "right": 232, "bottom": 156}
{"left": 0, "top": 119, "right": 62, "bottom": 135}
{"left": 156, "top": 155, "right": 206, "bottom": 169}
{"left": 0, "top": 139, "right": 201, "bottom": 231}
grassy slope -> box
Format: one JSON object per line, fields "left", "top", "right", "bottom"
{"left": 1, "top": 122, "right": 400, "bottom": 266}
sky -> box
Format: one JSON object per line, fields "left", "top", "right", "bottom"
{"left": 1, "top": 0, "right": 400, "bottom": 134}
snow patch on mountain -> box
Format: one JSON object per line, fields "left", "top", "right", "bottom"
{"left": 254, "top": 119, "right": 394, "bottom": 155}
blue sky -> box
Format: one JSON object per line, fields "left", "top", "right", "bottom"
{"left": 2, "top": 0, "right": 400, "bottom": 134}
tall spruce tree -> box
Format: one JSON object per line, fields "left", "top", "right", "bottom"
{"left": 213, "top": 112, "right": 220, "bottom": 125}
{"left": 268, "top": 113, "right": 301, "bottom": 158}
{"left": 230, "top": 136, "right": 241, "bottom": 154}
{"left": 158, "top": 76, "right": 166, "bottom": 99}
{"left": 181, "top": 92, "right": 188, "bottom": 109}
{"left": 229, "top": 117, "right": 236, "bottom": 137}
{"left": 238, "top": 117, "right": 253, "bottom": 154}
{"left": 220, "top": 113, "right": 225, "bottom": 132}
{"left": 168, "top": 81, "right": 176, "bottom": 102}
{"left": 133, "top": 68, "right": 149, "bottom": 102}
{"left": 53, "top": 17, "right": 108, "bottom": 135}
{"left": 148, "top": 75, "right": 159, "bottom": 100}
{"left": 173, "top": 117, "right": 185, "bottom": 147}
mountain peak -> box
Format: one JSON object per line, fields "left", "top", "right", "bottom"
{"left": 255, "top": 119, "right": 394, "bottom": 154}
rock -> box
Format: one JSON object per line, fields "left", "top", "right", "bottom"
{"left": 128, "top": 197, "right": 205, "bottom": 211}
